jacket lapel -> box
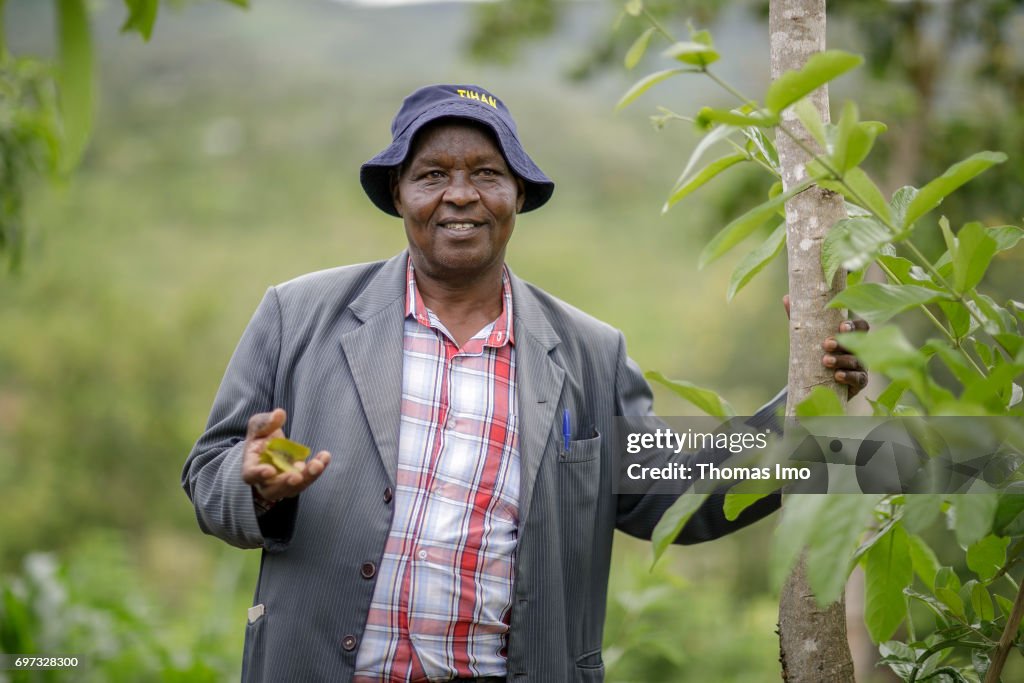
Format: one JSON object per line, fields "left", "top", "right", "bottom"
{"left": 340, "top": 252, "right": 408, "bottom": 486}
{"left": 509, "top": 272, "right": 564, "bottom": 529}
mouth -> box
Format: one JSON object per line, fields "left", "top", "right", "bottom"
{"left": 437, "top": 220, "right": 485, "bottom": 234}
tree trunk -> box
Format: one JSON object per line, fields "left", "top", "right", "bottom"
{"left": 770, "top": 1, "right": 855, "bottom": 681}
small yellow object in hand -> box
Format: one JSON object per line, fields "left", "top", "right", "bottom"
{"left": 259, "top": 437, "right": 311, "bottom": 473}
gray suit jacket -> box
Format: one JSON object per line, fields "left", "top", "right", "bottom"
{"left": 182, "top": 251, "right": 781, "bottom": 683}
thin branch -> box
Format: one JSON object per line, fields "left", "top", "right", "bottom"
{"left": 983, "top": 576, "right": 1024, "bottom": 683}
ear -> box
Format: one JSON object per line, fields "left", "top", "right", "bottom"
{"left": 515, "top": 177, "right": 526, "bottom": 213}
{"left": 390, "top": 167, "right": 404, "bottom": 217}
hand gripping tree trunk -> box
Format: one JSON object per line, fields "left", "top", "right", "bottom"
{"left": 770, "top": 1, "right": 856, "bottom": 681}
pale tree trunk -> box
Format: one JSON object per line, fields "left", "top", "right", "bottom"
{"left": 770, "top": 1, "right": 856, "bottom": 682}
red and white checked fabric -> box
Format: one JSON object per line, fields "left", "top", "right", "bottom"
{"left": 353, "top": 259, "right": 520, "bottom": 682}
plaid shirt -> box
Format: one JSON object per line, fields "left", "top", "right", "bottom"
{"left": 353, "top": 259, "right": 520, "bottom": 682}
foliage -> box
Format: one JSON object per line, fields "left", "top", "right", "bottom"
{"left": 602, "top": 537, "right": 780, "bottom": 682}
{"left": 470, "top": 0, "right": 1024, "bottom": 239}
{"left": 618, "top": 3, "right": 1024, "bottom": 680}
{"left": 0, "top": 532, "right": 250, "bottom": 683}
{"left": 0, "top": 0, "right": 247, "bottom": 271}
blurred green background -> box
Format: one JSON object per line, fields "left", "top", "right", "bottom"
{"left": 1, "top": 0, "right": 1022, "bottom": 681}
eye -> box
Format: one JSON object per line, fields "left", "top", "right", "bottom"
{"left": 476, "top": 168, "right": 500, "bottom": 178}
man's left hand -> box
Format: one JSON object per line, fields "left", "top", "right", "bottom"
{"left": 783, "top": 294, "right": 870, "bottom": 398}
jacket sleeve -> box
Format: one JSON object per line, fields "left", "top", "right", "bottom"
{"left": 181, "top": 287, "right": 297, "bottom": 552}
{"left": 612, "top": 332, "right": 784, "bottom": 544}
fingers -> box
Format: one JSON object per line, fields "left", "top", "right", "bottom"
{"left": 253, "top": 450, "right": 332, "bottom": 501}
{"left": 835, "top": 370, "right": 868, "bottom": 398}
{"left": 836, "top": 319, "right": 869, "bottom": 335}
{"left": 782, "top": 294, "right": 791, "bottom": 321}
{"left": 822, "top": 353, "right": 862, "bottom": 371}
{"left": 247, "top": 408, "right": 287, "bottom": 439}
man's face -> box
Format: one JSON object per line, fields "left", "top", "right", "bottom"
{"left": 392, "top": 120, "right": 525, "bottom": 283}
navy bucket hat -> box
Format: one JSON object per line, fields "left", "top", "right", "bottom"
{"left": 360, "top": 84, "right": 555, "bottom": 217}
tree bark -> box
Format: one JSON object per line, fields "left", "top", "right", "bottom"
{"left": 770, "top": 1, "right": 855, "bottom": 682}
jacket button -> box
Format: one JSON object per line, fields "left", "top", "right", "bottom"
{"left": 360, "top": 562, "right": 376, "bottom": 579}
{"left": 342, "top": 634, "right": 357, "bottom": 651}
{"left": 383, "top": 487, "right": 393, "bottom": 504}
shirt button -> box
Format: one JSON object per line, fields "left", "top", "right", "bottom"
{"left": 342, "top": 634, "right": 357, "bottom": 651}
{"left": 417, "top": 549, "right": 428, "bottom": 560}
{"left": 383, "top": 487, "right": 393, "bottom": 504}
{"left": 360, "top": 562, "right": 376, "bottom": 579}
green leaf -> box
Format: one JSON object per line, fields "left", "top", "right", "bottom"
{"left": 938, "top": 301, "right": 974, "bottom": 340}
{"left": 699, "top": 180, "right": 812, "bottom": 269}
{"left": 670, "top": 123, "right": 738, "bottom": 195}
{"left": 624, "top": 0, "right": 643, "bottom": 16}
{"left": 875, "top": 256, "right": 925, "bottom": 286}
{"left": 923, "top": 339, "right": 978, "bottom": 389}
{"left": 952, "top": 222, "right": 998, "bottom": 294}
{"left": 662, "top": 40, "right": 720, "bottom": 67}
{"left": 863, "top": 525, "right": 912, "bottom": 643}
{"left": 889, "top": 186, "right": 919, "bottom": 229}
{"left": 793, "top": 98, "right": 827, "bottom": 148}
{"left": 821, "top": 217, "right": 894, "bottom": 286}
{"left": 835, "top": 327, "right": 924, "bottom": 377}
{"left": 935, "top": 566, "right": 961, "bottom": 591}
{"left": 625, "top": 27, "right": 656, "bottom": 70}
{"left": 903, "top": 495, "right": 944, "bottom": 534}
{"left": 695, "top": 106, "right": 777, "bottom": 129}
{"left": 645, "top": 371, "right": 735, "bottom": 417}
{"left": 995, "top": 594, "right": 1016, "bottom": 618}
{"left": 806, "top": 495, "right": 883, "bottom": 605}
{"left": 868, "top": 380, "right": 908, "bottom": 415}
{"left": 969, "top": 581, "right": 994, "bottom": 621}
{"left": 994, "top": 333, "right": 1024, "bottom": 358}
{"left": 764, "top": 50, "right": 863, "bottom": 115}
{"left": 120, "top": 0, "right": 159, "bottom": 40}
{"left": 727, "top": 222, "right": 785, "bottom": 301}
{"left": 723, "top": 493, "right": 770, "bottom": 521}
{"left": 772, "top": 495, "right": 829, "bottom": 588}
{"left": 902, "top": 152, "right": 1008, "bottom": 229}
{"left": 951, "top": 495, "right": 999, "bottom": 547}
{"left": 651, "top": 492, "right": 709, "bottom": 562}
{"left": 843, "top": 120, "right": 885, "bottom": 172}
{"left": 259, "top": 437, "right": 311, "bottom": 473}
{"left": 987, "top": 225, "right": 1024, "bottom": 252}
{"left": 879, "top": 641, "right": 920, "bottom": 680}
{"left": 994, "top": 492, "right": 1024, "bottom": 535}
{"left": 795, "top": 385, "right": 845, "bottom": 417}
{"left": 965, "top": 534, "right": 1009, "bottom": 581}
{"left": 741, "top": 127, "right": 779, "bottom": 170}
{"left": 664, "top": 152, "right": 747, "bottom": 211}
{"left": 830, "top": 101, "right": 860, "bottom": 173}
{"left": 819, "top": 167, "right": 892, "bottom": 226}
{"left": 829, "top": 283, "right": 952, "bottom": 325}
{"left": 934, "top": 586, "right": 966, "bottom": 620}
{"left": 57, "top": 0, "right": 95, "bottom": 173}
{"left": 906, "top": 532, "right": 941, "bottom": 590}
{"left": 616, "top": 68, "right": 693, "bottom": 111}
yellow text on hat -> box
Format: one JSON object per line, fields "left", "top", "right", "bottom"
{"left": 456, "top": 89, "right": 498, "bottom": 109}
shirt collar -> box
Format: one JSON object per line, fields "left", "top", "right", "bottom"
{"left": 404, "top": 256, "right": 515, "bottom": 348}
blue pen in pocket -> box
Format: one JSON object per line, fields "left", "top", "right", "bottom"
{"left": 562, "top": 408, "right": 571, "bottom": 456}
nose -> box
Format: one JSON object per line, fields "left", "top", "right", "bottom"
{"left": 442, "top": 172, "right": 480, "bottom": 206}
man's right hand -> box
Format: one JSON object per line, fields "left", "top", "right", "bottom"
{"left": 241, "top": 408, "right": 331, "bottom": 503}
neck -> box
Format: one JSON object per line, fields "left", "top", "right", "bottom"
{"left": 411, "top": 257, "right": 506, "bottom": 346}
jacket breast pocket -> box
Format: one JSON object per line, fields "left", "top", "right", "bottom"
{"left": 560, "top": 431, "right": 601, "bottom": 464}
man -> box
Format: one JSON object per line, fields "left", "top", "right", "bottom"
{"left": 182, "top": 84, "right": 867, "bottom": 683}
